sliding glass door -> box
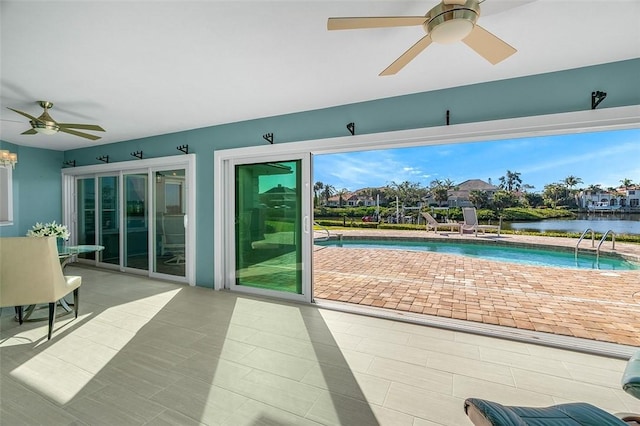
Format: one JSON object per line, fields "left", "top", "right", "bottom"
{"left": 153, "top": 169, "right": 186, "bottom": 278}
{"left": 228, "top": 155, "right": 312, "bottom": 302}
{"left": 64, "top": 155, "right": 195, "bottom": 284}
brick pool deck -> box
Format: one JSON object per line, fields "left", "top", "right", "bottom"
{"left": 313, "top": 229, "right": 640, "bottom": 347}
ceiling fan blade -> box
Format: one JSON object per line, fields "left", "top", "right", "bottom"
{"left": 7, "top": 107, "right": 40, "bottom": 122}
{"left": 462, "top": 24, "right": 516, "bottom": 64}
{"left": 21, "top": 128, "right": 38, "bottom": 135}
{"left": 328, "top": 16, "right": 427, "bottom": 30}
{"left": 58, "top": 123, "right": 105, "bottom": 132}
{"left": 380, "top": 35, "right": 433, "bottom": 76}
{"left": 58, "top": 127, "right": 102, "bottom": 141}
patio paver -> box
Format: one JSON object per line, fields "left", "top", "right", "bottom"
{"left": 313, "top": 230, "right": 640, "bottom": 347}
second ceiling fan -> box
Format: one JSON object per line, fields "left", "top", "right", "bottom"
{"left": 327, "top": 0, "right": 517, "bottom": 76}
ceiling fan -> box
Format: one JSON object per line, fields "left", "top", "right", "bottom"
{"left": 7, "top": 101, "right": 105, "bottom": 140}
{"left": 327, "top": 0, "right": 517, "bottom": 76}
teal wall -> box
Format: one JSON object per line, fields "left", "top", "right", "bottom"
{"left": 0, "top": 141, "right": 64, "bottom": 237}
{"left": 5, "top": 59, "right": 640, "bottom": 287}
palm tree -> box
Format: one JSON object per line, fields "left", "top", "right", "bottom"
{"left": 321, "top": 184, "right": 335, "bottom": 206}
{"left": 498, "top": 170, "right": 522, "bottom": 192}
{"left": 336, "top": 188, "right": 349, "bottom": 207}
{"left": 563, "top": 175, "right": 582, "bottom": 191}
{"left": 313, "top": 181, "right": 324, "bottom": 207}
{"left": 620, "top": 178, "right": 634, "bottom": 189}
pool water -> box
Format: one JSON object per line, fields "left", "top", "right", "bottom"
{"left": 316, "top": 239, "right": 639, "bottom": 271}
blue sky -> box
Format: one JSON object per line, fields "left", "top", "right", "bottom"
{"left": 314, "top": 128, "right": 640, "bottom": 193}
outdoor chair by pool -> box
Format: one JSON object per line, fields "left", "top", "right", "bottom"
{"left": 421, "top": 212, "right": 461, "bottom": 233}
{"left": 463, "top": 350, "right": 640, "bottom": 425}
{"left": 461, "top": 207, "right": 501, "bottom": 236}
{"left": 0, "top": 237, "right": 82, "bottom": 340}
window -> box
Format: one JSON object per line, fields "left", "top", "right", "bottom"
{"left": 0, "top": 166, "right": 13, "bottom": 225}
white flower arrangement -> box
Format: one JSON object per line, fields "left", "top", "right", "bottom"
{"left": 26, "top": 221, "right": 70, "bottom": 240}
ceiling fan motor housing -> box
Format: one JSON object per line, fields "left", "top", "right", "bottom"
{"left": 425, "top": 0, "right": 480, "bottom": 44}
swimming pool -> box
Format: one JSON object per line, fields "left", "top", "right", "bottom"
{"left": 316, "top": 238, "right": 639, "bottom": 270}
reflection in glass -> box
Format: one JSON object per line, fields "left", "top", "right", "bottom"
{"left": 154, "top": 169, "right": 186, "bottom": 277}
{"left": 76, "top": 178, "right": 95, "bottom": 260}
{"left": 99, "top": 176, "right": 120, "bottom": 265}
{"left": 235, "top": 161, "right": 302, "bottom": 293}
{"left": 124, "top": 174, "right": 148, "bottom": 270}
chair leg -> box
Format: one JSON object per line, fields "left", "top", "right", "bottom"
{"left": 48, "top": 302, "right": 56, "bottom": 340}
{"left": 15, "top": 306, "right": 23, "bottom": 325}
{"left": 73, "top": 288, "right": 79, "bottom": 319}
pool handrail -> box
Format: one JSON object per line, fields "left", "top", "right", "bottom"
{"left": 575, "top": 228, "right": 595, "bottom": 257}
{"left": 596, "top": 230, "right": 616, "bottom": 262}
{"left": 313, "top": 221, "right": 331, "bottom": 242}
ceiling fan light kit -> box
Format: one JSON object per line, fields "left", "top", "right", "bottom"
{"left": 327, "top": 0, "right": 516, "bottom": 75}
{"left": 426, "top": 1, "right": 479, "bottom": 44}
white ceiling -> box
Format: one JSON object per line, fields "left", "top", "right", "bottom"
{"left": 1, "top": 0, "right": 639, "bottom": 151}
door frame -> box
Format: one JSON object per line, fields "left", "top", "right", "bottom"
{"left": 62, "top": 154, "right": 196, "bottom": 285}
{"left": 221, "top": 153, "right": 313, "bottom": 302}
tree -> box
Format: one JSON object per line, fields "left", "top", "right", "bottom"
{"left": 543, "top": 183, "right": 564, "bottom": 208}
{"left": 563, "top": 175, "right": 582, "bottom": 191}
{"left": 386, "top": 181, "right": 425, "bottom": 208}
{"left": 620, "top": 178, "right": 634, "bottom": 189}
{"left": 492, "top": 190, "right": 519, "bottom": 212}
{"left": 429, "top": 179, "right": 454, "bottom": 207}
{"left": 336, "top": 188, "right": 348, "bottom": 207}
{"left": 468, "top": 190, "right": 489, "bottom": 209}
{"left": 524, "top": 192, "right": 544, "bottom": 208}
{"left": 498, "top": 170, "right": 522, "bottom": 192}
{"left": 313, "top": 181, "right": 324, "bottom": 207}
{"left": 321, "top": 184, "right": 335, "bottom": 206}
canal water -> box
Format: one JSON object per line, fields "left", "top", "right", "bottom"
{"left": 505, "top": 213, "right": 640, "bottom": 235}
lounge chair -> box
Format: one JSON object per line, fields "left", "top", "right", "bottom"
{"left": 461, "top": 207, "right": 501, "bottom": 236}
{"left": 464, "top": 350, "right": 640, "bottom": 425}
{"left": 421, "top": 212, "right": 461, "bottom": 233}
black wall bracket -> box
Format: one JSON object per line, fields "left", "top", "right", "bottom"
{"left": 63, "top": 160, "right": 76, "bottom": 168}
{"left": 131, "top": 150, "right": 143, "bottom": 159}
{"left": 177, "top": 144, "right": 189, "bottom": 154}
{"left": 591, "top": 91, "right": 607, "bottom": 110}
{"left": 263, "top": 133, "right": 274, "bottom": 144}
{"left": 346, "top": 122, "right": 355, "bottom": 136}
{"left": 446, "top": 110, "right": 450, "bottom": 126}
{"left": 97, "top": 155, "right": 109, "bottom": 164}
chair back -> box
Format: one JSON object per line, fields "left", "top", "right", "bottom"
{"left": 462, "top": 207, "right": 479, "bottom": 226}
{"left": 162, "top": 214, "right": 185, "bottom": 246}
{"left": 421, "top": 212, "right": 439, "bottom": 225}
{"left": 0, "top": 237, "right": 69, "bottom": 306}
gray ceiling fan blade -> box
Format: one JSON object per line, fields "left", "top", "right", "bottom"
{"left": 7, "top": 107, "right": 41, "bottom": 122}
{"left": 21, "top": 128, "right": 38, "bottom": 135}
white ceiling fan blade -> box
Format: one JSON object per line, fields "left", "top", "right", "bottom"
{"left": 462, "top": 24, "right": 516, "bottom": 64}
{"left": 380, "top": 35, "right": 433, "bottom": 76}
{"left": 328, "top": 16, "right": 427, "bottom": 31}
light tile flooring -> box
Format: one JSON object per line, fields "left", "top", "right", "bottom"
{"left": 2, "top": 266, "right": 640, "bottom": 425}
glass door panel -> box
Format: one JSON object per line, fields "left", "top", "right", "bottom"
{"left": 76, "top": 178, "right": 96, "bottom": 260}
{"left": 99, "top": 176, "right": 120, "bottom": 265}
{"left": 153, "top": 169, "right": 186, "bottom": 277}
{"left": 234, "top": 160, "right": 305, "bottom": 295}
{"left": 124, "top": 173, "right": 148, "bottom": 271}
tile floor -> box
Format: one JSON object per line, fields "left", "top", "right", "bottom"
{"left": 2, "top": 266, "right": 640, "bottom": 425}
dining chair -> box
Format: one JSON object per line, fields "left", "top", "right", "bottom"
{"left": 0, "top": 237, "right": 82, "bottom": 340}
